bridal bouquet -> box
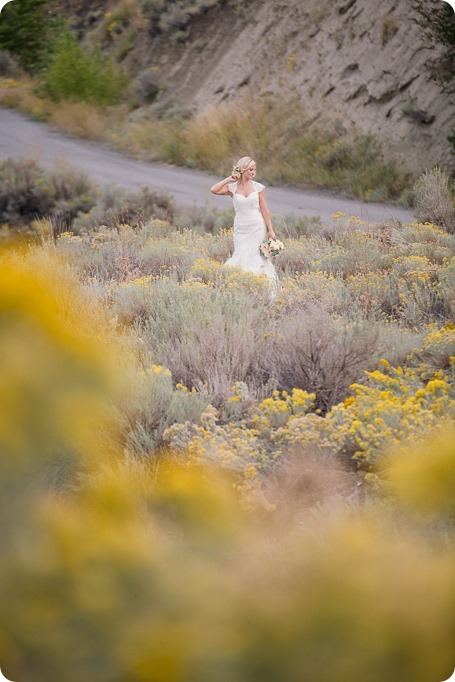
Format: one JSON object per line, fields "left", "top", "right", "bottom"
{"left": 259, "top": 237, "right": 285, "bottom": 259}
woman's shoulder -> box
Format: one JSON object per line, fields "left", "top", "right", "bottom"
{"left": 253, "top": 180, "right": 265, "bottom": 192}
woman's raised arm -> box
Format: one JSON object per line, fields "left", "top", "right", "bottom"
{"left": 210, "top": 175, "right": 236, "bottom": 195}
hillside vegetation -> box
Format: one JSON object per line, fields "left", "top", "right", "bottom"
{"left": 0, "top": 0, "right": 454, "bottom": 204}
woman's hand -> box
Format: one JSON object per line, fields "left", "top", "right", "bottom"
{"left": 268, "top": 230, "right": 276, "bottom": 240}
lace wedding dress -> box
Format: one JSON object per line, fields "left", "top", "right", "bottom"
{"left": 225, "top": 180, "right": 280, "bottom": 300}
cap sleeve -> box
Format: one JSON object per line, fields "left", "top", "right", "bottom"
{"left": 253, "top": 181, "right": 265, "bottom": 193}
{"left": 228, "top": 182, "right": 237, "bottom": 195}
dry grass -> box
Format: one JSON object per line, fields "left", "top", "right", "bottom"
{"left": 0, "top": 76, "right": 50, "bottom": 120}
{"left": 50, "top": 102, "right": 109, "bottom": 140}
{"left": 413, "top": 166, "right": 455, "bottom": 233}
{"left": 0, "top": 74, "right": 414, "bottom": 203}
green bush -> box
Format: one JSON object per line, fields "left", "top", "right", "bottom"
{"left": 43, "top": 33, "right": 127, "bottom": 106}
{"left": 72, "top": 186, "right": 175, "bottom": 234}
{"left": 0, "top": 156, "right": 98, "bottom": 230}
{"left": 120, "top": 363, "right": 210, "bottom": 456}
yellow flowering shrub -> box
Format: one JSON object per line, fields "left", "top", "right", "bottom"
{"left": 258, "top": 388, "right": 316, "bottom": 427}
{"left": 164, "top": 404, "right": 273, "bottom": 507}
{"left": 386, "top": 421, "right": 455, "bottom": 519}
{"left": 341, "top": 364, "right": 453, "bottom": 471}
{"left": 408, "top": 320, "right": 455, "bottom": 369}
{"left": 164, "top": 388, "right": 316, "bottom": 506}
{"left": 190, "top": 257, "right": 269, "bottom": 297}
{"left": 0, "top": 250, "right": 124, "bottom": 507}
{"left": 272, "top": 358, "right": 454, "bottom": 481}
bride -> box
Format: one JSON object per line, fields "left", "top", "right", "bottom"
{"left": 210, "top": 156, "right": 280, "bottom": 299}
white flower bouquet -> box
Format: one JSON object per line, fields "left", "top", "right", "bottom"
{"left": 259, "top": 237, "right": 285, "bottom": 259}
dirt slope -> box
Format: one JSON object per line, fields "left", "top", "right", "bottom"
{"left": 83, "top": 0, "right": 455, "bottom": 175}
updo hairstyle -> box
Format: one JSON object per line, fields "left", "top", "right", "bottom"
{"left": 231, "top": 156, "right": 255, "bottom": 181}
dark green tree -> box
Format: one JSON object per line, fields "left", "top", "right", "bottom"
{"left": 411, "top": 0, "right": 455, "bottom": 161}
{"left": 0, "top": 0, "right": 60, "bottom": 73}
{"left": 411, "top": 0, "right": 455, "bottom": 92}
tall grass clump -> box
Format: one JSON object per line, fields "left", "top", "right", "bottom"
{"left": 181, "top": 96, "right": 412, "bottom": 202}
{"left": 412, "top": 166, "right": 455, "bottom": 233}
{"left": 43, "top": 33, "right": 127, "bottom": 106}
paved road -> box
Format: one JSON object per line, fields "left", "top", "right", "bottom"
{"left": 0, "top": 107, "right": 415, "bottom": 224}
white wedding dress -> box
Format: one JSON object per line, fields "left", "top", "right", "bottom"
{"left": 224, "top": 180, "right": 280, "bottom": 300}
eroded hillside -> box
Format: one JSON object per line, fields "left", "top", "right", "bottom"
{"left": 75, "top": 0, "right": 454, "bottom": 176}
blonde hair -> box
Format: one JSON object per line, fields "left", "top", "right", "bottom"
{"left": 232, "top": 156, "right": 256, "bottom": 180}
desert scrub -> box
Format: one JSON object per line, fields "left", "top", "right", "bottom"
{"left": 273, "top": 272, "right": 355, "bottom": 317}
{"left": 56, "top": 221, "right": 208, "bottom": 286}
{"left": 120, "top": 363, "right": 210, "bottom": 456}
{"left": 52, "top": 209, "right": 455, "bottom": 334}
{"left": 111, "top": 274, "right": 274, "bottom": 405}
{"left": 273, "top": 213, "right": 323, "bottom": 240}
{"left": 260, "top": 307, "right": 385, "bottom": 412}
{"left": 173, "top": 205, "right": 233, "bottom": 236}
{"left": 55, "top": 229, "right": 126, "bottom": 282}
{"left": 72, "top": 186, "right": 175, "bottom": 234}
{"left": 136, "top": 236, "right": 199, "bottom": 279}
{"left": 182, "top": 96, "right": 412, "bottom": 202}
{"left": 341, "top": 362, "right": 454, "bottom": 475}
{"left": 412, "top": 166, "right": 455, "bottom": 233}
{"left": 406, "top": 320, "right": 455, "bottom": 370}
{"left": 276, "top": 355, "right": 455, "bottom": 483}
{"left": 163, "top": 387, "right": 317, "bottom": 507}
{"left": 189, "top": 256, "right": 270, "bottom": 296}
{"left": 276, "top": 221, "right": 391, "bottom": 280}
{"left": 2, "top": 236, "right": 455, "bottom": 682}
{"left": 0, "top": 156, "right": 99, "bottom": 230}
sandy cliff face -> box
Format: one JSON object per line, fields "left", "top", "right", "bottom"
{"left": 122, "top": 0, "right": 454, "bottom": 175}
